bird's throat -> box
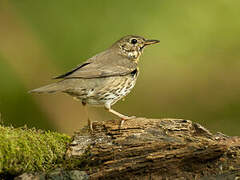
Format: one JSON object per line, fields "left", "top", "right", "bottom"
{"left": 127, "top": 50, "right": 141, "bottom": 62}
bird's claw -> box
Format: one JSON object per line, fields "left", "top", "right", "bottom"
{"left": 121, "top": 115, "right": 136, "bottom": 120}
{"left": 119, "top": 116, "right": 136, "bottom": 129}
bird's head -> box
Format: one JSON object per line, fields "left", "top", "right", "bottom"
{"left": 112, "top": 35, "right": 159, "bottom": 61}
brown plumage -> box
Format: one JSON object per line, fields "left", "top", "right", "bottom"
{"left": 30, "top": 35, "right": 159, "bottom": 130}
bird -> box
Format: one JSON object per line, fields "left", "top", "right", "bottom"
{"left": 30, "top": 35, "right": 159, "bottom": 131}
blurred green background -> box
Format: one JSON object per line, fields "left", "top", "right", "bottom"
{"left": 0, "top": 1, "right": 240, "bottom": 135}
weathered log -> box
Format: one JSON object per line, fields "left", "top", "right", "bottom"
{"left": 64, "top": 118, "right": 240, "bottom": 180}
{"left": 14, "top": 118, "right": 240, "bottom": 179}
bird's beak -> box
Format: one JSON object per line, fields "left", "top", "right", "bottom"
{"left": 144, "top": 39, "right": 160, "bottom": 46}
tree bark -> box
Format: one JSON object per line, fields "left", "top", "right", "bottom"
{"left": 64, "top": 118, "right": 240, "bottom": 180}
{"left": 15, "top": 118, "right": 240, "bottom": 180}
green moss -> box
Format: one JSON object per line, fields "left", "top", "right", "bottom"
{"left": 0, "top": 125, "right": 71, "bottom": 176}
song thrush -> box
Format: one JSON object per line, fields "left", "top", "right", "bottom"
{"left": 30, "top": 35, "right": 159, "bottom": 130}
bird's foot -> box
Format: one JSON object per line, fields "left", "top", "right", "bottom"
{"left": 122, "top": 115, "right": 136, "bottom": 120}
{"left": 119, "top": 115, "right": 136, "bottom": 129}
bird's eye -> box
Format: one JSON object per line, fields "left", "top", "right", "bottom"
{"left": 131, "top": 39, "right": 138, "bottom": 44}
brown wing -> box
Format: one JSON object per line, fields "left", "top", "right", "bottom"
{"left": 54, "top": 49, "right": 137, "bottom": 79}
{"left": 54, "top": 62, "right": 91, "bottom": 79}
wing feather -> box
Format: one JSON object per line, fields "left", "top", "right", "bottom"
{"left": 54, "top": 63, "right": 91, "bottom": 79}
{"left": 54, "top": 49, "right": 137, "bottom": 79}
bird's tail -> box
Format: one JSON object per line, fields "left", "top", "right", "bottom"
{"left": 29, "top": 82, "right": 63, "bottom": 94}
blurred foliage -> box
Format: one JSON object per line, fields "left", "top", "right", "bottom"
{"left": 0, "top": 0, "right": 240, "bottom": 134}
{"left": 0, "top": 56, "right": 53, "bottom": 129}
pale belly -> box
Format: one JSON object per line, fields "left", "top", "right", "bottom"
{"left": 86, "top": 74, "right": 137, "bottom": 106}
{"left": 64, "top": 70, "right": 138, "bottom": 107}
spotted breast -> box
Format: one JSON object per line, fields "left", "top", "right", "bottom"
{"left": 95, "top": 68, "right": 139, "bottom": 106}
{"left": 62, "top": 68, "right": 139, "bottom": 107}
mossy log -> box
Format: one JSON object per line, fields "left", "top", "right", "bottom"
{"left": 7, "top": 118, "right": 240, "bottom": 179}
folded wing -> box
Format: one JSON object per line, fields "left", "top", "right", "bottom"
{"left": 54, "top": 49, "right": 137, "bottom": 79}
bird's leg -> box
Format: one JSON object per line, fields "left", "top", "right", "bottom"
{"left": 82, "top": 101, "right": 93, "bottom": 132}
{"left": 104, "top": 103, "right": 136, "bottom": 128}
